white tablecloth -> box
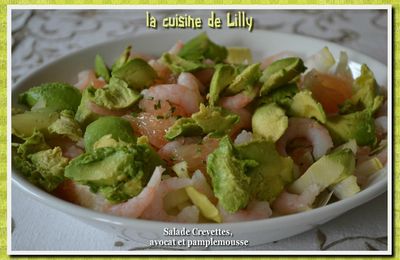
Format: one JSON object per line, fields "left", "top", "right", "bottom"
{"left": 11, "top": 9, "right": 388, "bottom": 252}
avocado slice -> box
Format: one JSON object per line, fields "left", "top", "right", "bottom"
{"left": 224, "top": 63, "right": 261, "bottom": 95}
{"left": 289, "top": 149, "right": 355, "bottom": 195}
{"left": 84, "top": 116, "right": 136, "bottom": 152}
{"left": 111, "top": 46, "right": 131, "bottom": 72}
{"left": 65, "top": 144, "right": 164, "bottom": 203}
{"left": 257, "top": 83, "right": 299, "bottom": 108}
{"left": 90, "top": 77, "right": 141, "bottom": 110}
{"left": 325, "top": 109, "right": 376, "bottom": 146}
{"left": 236, "top": 140, "right": 294, "bottom": 202}
{"left": 165, "top": 104, "right": 239, "bottom": 140}
{"left": 74, "top": 87, "right": 100, "bottom": 128}
{"left": 208, "top": 64, "right": 236, "bottom": 106}
{"left": 160, "top": 53, "right": 205, "bottom": 74}
{"left": 206, "top": 136, "right": 254, "bottom": 213}
{"left": 12, "top": 108, "right": 59, "bottom": 138}
{"left": 165, "top": 118, "right": 203, "bottom": 141}
{"left": 290, "top": 90, "right": 327, "bottom": 123}
{"left": 19, "top": 82, "right": 82, "bottom": 112}
{"left": 95, "top": 54, "right": 110, "bottom": 82}
{"left": 48, "top": 110, "right": 83, "bottom": 142}
{"left": 178, "top": 32, "right": 227, "bottom": 62}
{"left": 111, "top": 58, "right": 157, "bottom": 90}
{"left": 252, "top": 102, "right": 288, "bottom": 142}
{"left": 260, "top": 57, "right": 306, "bottom": 96}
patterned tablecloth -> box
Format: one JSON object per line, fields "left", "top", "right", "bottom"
{"left": 11, "top": 9, "right": 389, "bottom": 252}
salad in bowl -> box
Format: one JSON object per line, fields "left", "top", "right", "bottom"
{"left": 12, "top": 32, "right": 387, "bottom": 224}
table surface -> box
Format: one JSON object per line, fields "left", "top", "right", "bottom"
{"left": 11, "top": 9, "right": 389, "bottom": 252}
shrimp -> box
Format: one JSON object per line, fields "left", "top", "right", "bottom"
{"left": 148, "top": 59, "right": 175, "bottom": 84}
{"left": 175, "top": 205, "right": 200, "bottom": 223}
{"left": 272, "top": 184, "right": 320, "bottom": 215}
{"left": 168, "top": 40, "right": 184, "bottom": 55}
{"left": 219, "top": 201, "right": 272, "bottom": 223}
{"left": 75, "top": 70, "right": 106, "bottom": 90}
{"left": 107, "top": 166, "right": 164, "bottom": 218}
{"left": 158, "top": 136, "right": 219, "bottom": 173}
{"left": 141, "top": 84, "right": 203, "bottom": 115}
{"left": 177, "top": 72, "right": 206, "bottom": 94}
{"left": 127, "top": 112, "right": 176, "bottom": 149}
{"left": 46, "top": 137, "right": 84, "bottom": 159}
{"left": 192, "top": 68, "right": 215, "bottom": 86}
{"left": 138, "top": 94, "right": 187, "bottom": 117}
{"left": 140, "top": 176, "right": 194, "bottom": 222}
{"left": 219, "top": 91, "right": 255, "bottom": 137}
{"left": 55, "top": 166, "right": 165, "bottom": 218}
{"left": 191, "top": 170, "right": 217, "bottom": 203}
{"left": 276, "top": 118, "right": 333, "bottom": 160}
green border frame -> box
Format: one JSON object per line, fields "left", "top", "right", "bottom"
{"left": 3, "top": 1, "right": 398, "bottom": 258}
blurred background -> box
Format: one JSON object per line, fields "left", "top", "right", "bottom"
{"left": 11, "top": 9, "right": 389, "bottom": 251}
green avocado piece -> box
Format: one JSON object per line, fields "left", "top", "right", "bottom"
{"left": 111, "top": 58, "right": 157, "bottom": 90}
{"left": 48, "top": 110, "right": 83, "bottom": 142}
{"left": 13, "top": 146, "right": 68, "bottom": 192}
{"left": 252, "top": 103, "right": 288, "bottom": 142}
{"left": 257, "top": 83, "right": 299, "bottom": 108}
{"left": 339, "top": 64, "right": 383, "bottom": 114}
{"left": 16, "top": 130, "right": 50, "bottom": 158}
{"left": 90, "top": 77, "right": 141, "bottom": 110}
{"left": 92, "top": 134, "right": 130, "bottom": 149}
{"left": 236, "top": 140, "right": 294, "bottom": 202}
{"left": 111, "top": 46, "right": 131, "bottom": 72}
{"left": 165, "top": 104, "right": 239, "bottom": 140}
{"left": 207, "top": 136, "right": 255, "bottom": 213}
{"left": 226, "top": 47, "right": 253, "bottom": 65}
{"left": 224, "top": 63, "right": 261, "bottom": 95}
{"left": 84, "top": 116, "right": 136, "bottom": 152}
{"left": 12, "top": 108, "right": 59, "bottom": 138}
{"left": 208, "top": 64, "right": 236, "bottom": 106}
{"left": 165, "top": 118, "right": 203, "bottom": 141}
{"left": 192, "top": 104, "right": 239, "bottom": 137}
{"left": 19, "top": 82, "right": 82, "bottom": 112}
{"left": 325, "top": 109, "right": 376, "bottom": 146}
{"left": 260, "top": 57, "right": 306, "bottom": 96}
{"left": 74, "top": 87, "right": 100, "bottom": 128}
{"left": 161, "top": 53, "right": 205, "bottom": 74}
{"left": 178, "top": 32, "right": 227, "bottom": 62}
{"left": 289, "top": 149, "right": 355, "bottom": 195}
{"left": 64, "top": 144, "right": 164, "bottom": 203}
{"left": 290, "top": 90, "right": 327, "bottom": 123}
{"left": 95, "top": 54, "right": 110, "bottom": 82}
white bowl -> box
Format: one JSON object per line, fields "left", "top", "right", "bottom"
{"left": 11, "top": 30, "right": 389, "bottom": 249}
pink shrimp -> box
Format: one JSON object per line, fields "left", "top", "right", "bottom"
{"left": 139, "top": 95, "right": 187, "bottom": 117}
{"left": 168, "top": 40, "right": 184, "bottom": 55}
{"left": 191, "top": 170, "right": 217, "bottom": 203}
{"left": 141, "top": 84, "right": 203, "bottom": 116}
{"left": 260, "top": 51, "right": 298, "bottom": 70}
{"left": 46, "top": 137, "right": 84, "bottom": 159}
{"left": 175, "top": 206, "right": 200, "bottom": 223}
{"left": 75, "top": 70, "right": 106, "bottom": 90}
{"left": 158, "top": 136, "right": 220, "bottom": 173}
{"left": 276, "top": 118, "right": 333, "bottom": 160}
{"left": 55, "top": 166, "right": 165, "bottom": 218}
{"left": 219, "top": 91, "right": 255, "bottom": 110}
{"left": 219, "top": 91, "right": 255, "bottom": 137}
{"left": 218, "top": 201, "right": 272, "bottom": 223}
{"left": 148, "top": 59, "right": 175, "bottom": 84}
{"left": 192, "top": 68, "right": 215, "bottom": 86}
{"left": 127, "top": 112, "right": 176, "bottom": 149}
{"left": 177, "top": 72, "right": 206, "bottom": 94}
{"left": 272, "top": 184, "right": 320, "bottom": 215}
{"left": 140, "top": 176, "right": 193, "bottom": 222}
